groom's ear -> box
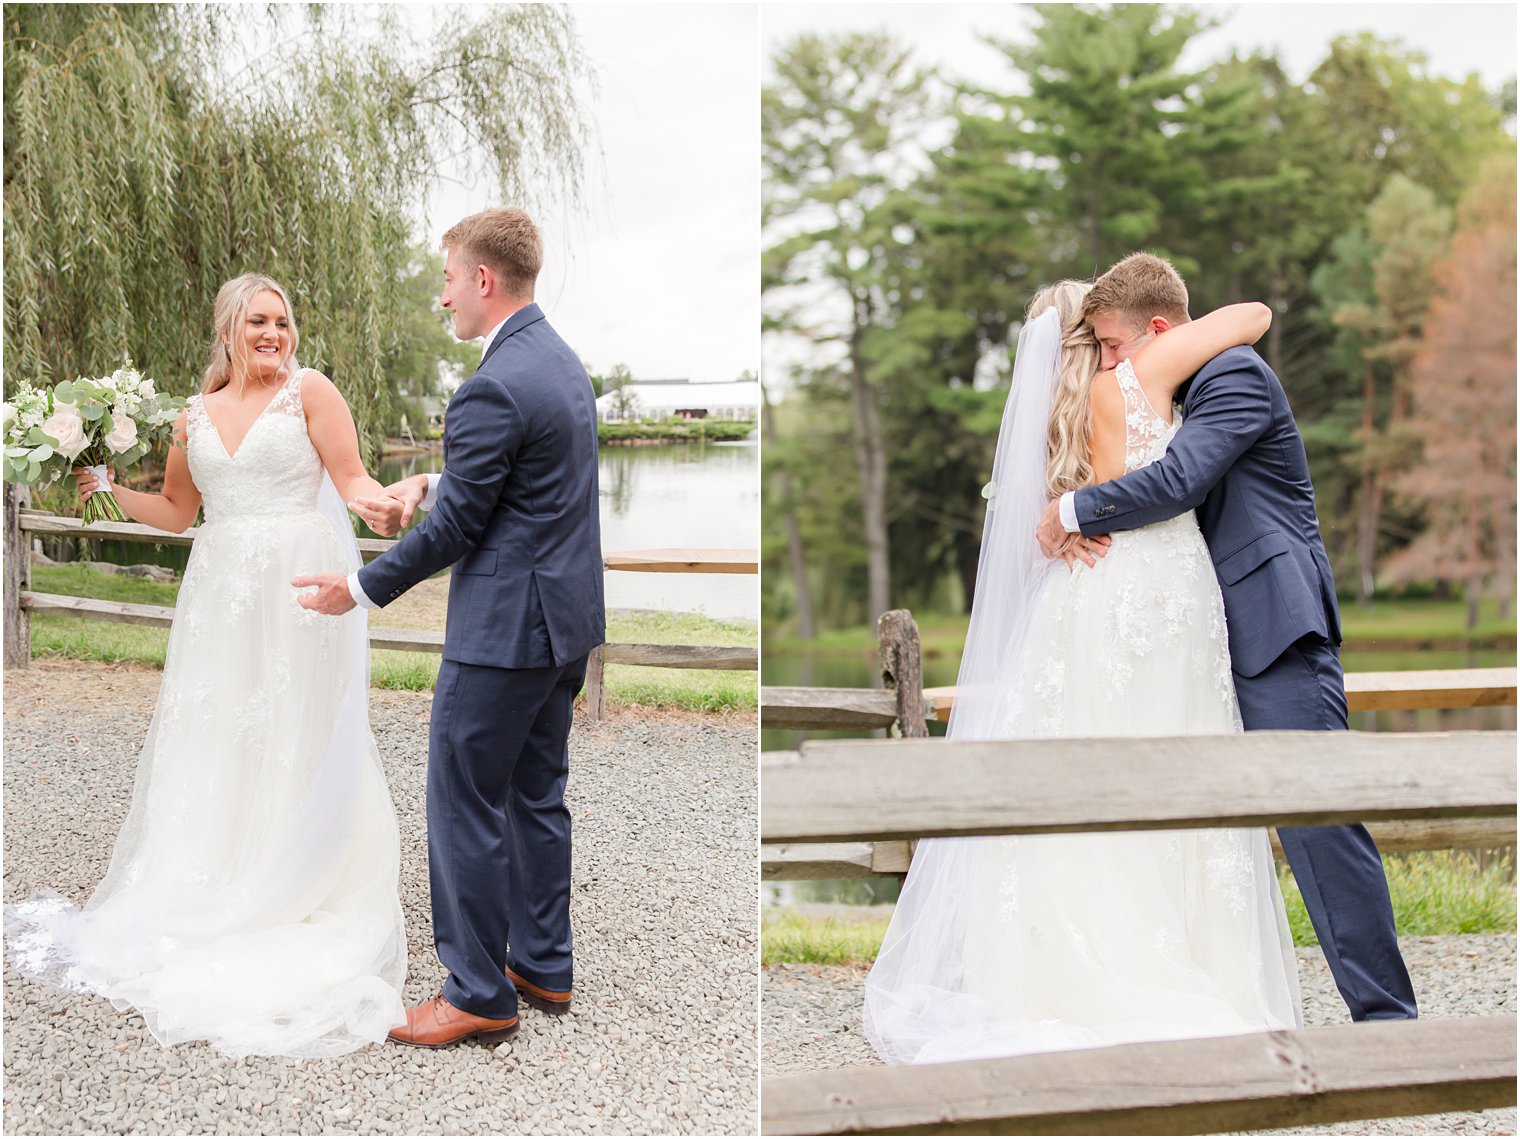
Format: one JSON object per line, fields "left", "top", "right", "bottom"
{"left": 1148, "top": 316, "right": 1175, "bottom": 336}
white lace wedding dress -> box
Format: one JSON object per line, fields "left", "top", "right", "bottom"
{"left": 5, "top": 369, "right": 407, "bottom": 1058}
{"left": 863, "top": 359, "right": 1302, "bottom": 1065}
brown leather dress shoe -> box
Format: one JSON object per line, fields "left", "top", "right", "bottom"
{"left": 506, "top": 965, "right": 573, "bottom": 1015}
{"left": 387, "top": 994, "right": 519, "bottom": 1048}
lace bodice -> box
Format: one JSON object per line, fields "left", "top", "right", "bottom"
{"left": 1116, "top": 358, "right": 1180, "bottom": 472}
{"left": 186, "top": 370, "right": 323, "bottom": 522}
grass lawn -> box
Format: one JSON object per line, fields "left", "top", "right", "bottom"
{"left": 761, "top": 850, "right": 1517, "bottom": 965}
{"left": 26, "top": 563, "right": 756, "bottom": 713}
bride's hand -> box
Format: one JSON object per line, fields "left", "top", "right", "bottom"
{"left": 349, "top": 495, "right": 405, "bottom": 537}
{"left": 72, "top": 465, "right": 114, "bottom": 502}
{"left": 1060, "top": 534, "right": 1111, "bottom": 571}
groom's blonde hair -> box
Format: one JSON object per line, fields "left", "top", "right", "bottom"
{"left": 1082, "top": 252, "right": 1190, "bottom": 331}
{"left": 442, "top": 207, "right": 543, "bottom": 301}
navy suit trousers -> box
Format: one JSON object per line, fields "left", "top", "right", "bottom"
{"left": 1233, "top": 634, "right": 1417, "bottom": 1021}
{"left": 429, "top": 653, "right": 588, "bottom": 1019}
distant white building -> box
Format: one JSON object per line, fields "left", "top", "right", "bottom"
{"left": 595, "top": 378, "right": 760, "bottom": 423}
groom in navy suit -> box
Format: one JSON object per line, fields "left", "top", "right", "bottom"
{"left": 297, "top": 206, "right": 605, "bottom": 1046}
{"left": 1036, "top": 252, "right": 1417, "bottom": 1024}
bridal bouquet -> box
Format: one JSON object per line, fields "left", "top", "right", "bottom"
{"left": 3, "top": 364, "right": 185, "bottom": 524}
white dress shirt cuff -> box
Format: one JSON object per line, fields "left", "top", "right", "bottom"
{"left": 1058, "top": 491, "right": 1080, "bottom": 533}
{"left": 347, "top": 571, "right": 377, "bottom": 610}
{"left": 420, "top": 472, "right": 441, "bottom": 513}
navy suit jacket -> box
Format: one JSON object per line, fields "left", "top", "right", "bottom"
{"left": 358, "top": 304, "right": 606, "bottom": 669}
{"left": 1073, "top": 345, "right": 1340, "bottom": 678}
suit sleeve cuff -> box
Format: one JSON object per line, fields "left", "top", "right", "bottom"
{"left": 347, "top": 571, "right": 377, "bottom": 610}
{"left": 1059, "top": 491, "right": 1080, "bottom": 533}
{"left": 420, "top": 472, "right": 441, "bottom": 513}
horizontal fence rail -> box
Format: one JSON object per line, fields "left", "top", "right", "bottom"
{"left": 762, "top": 1015, "right": 1518, "bottom": 1136}
{"left": 6, "top": 504, "right": 758, "bottom": 717}
{"left": 762, "top": 731, "right": 1517, "bottom": 1134}
{"left": 760, "top": 731, "right": 1516, "bottom": 846}
{"left": 760, "top": 670, "right": 1519, "bottom": 731}
{"left": 761, "top": 817, "right": 1519, "bottom": 880}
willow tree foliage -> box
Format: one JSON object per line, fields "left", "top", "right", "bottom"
{"left": 4, "top": 3, "right": 591, "bottom": 457}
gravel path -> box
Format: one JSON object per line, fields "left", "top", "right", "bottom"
{"left": 4, "top": 661, "right": 758, "bottom": 1135}
{"left": 763, "top": 931, "right": 1515, "bottom": 1134}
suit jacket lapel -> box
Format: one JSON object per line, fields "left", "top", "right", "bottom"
{"left": 480, "top": 303, "right": 545, "bottom": 369}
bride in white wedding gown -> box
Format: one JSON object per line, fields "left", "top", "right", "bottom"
{"left": 4, "top": 274, "right": 407, "bottom": 1058}
{"left": 863, "top": 281, "right": 1302, "bottom": 1066}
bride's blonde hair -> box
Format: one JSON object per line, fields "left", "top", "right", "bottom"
{"left": 200, "top": 273, "right": 301, "bottom": 395}
{"left": 1026, "top": 280, "right": 1100, "bottom": 499}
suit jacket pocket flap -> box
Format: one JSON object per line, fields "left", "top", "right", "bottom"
{"left": 1215, "top": 530, "right": 1291, "bottom": 585}
{"left": 456, "top": 548, "right": 498, "bottom": 576}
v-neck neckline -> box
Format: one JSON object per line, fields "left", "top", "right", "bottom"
{"left": 201, "top": 373, "right": 295, "bottom": 461}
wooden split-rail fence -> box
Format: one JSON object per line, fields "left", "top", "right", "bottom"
{"left": 763, "top": 610, "right": 1518, "bottom": 878}
{"left": 760, "top": 610, "right": 1517, "bottom": 1133}
{"left": 2, "top": 488, "right": 757, "bottom": 720}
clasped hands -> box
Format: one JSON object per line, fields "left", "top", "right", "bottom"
{"left": 293, "top": 474, "right": 430, "bottom": 616}
{"left": 1035, "top": 498, "right": 1112, "bottom": 570}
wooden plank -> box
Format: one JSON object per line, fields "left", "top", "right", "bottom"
{"left": 878, "top": 610, "right": 928, "bottom": 739}
{"left": 762, "top": 687, "right": 916, "bottom": 730}
{"left": 923, "top": 670, "right": 1517, "bottom": 719}
{"left": 602, "top": 642, "right": 757, "bottom": 670}
{"left": 603, "top": 547, "right": 758, "bottom": 574}
{"left": 5, "top": 485, "right": 31, "bottom": 668}
{"left": 761, "top": 1014, "right": 1518, "bottom": 1135}
{"left": 19, "top": 509, "right": 198, "bottom": 547}
{"left": 761, "top": 841, "right": 912, "bottom": 880}
{"left": 761, "top": 732, "right": 1516, "bottom": 844}
{"left": 1345, "top": 668, "right": 1517, "bottom": 710}
{"left": 1300, "top": 817, "right": 1517, "bottom": 856}
{"left": 764, "top": 817, "right": 1517, "bottom": 881}
{"left": 761, "top": 843, "right": 878, "bottom": 879}
{"left": 366, "top": 625, "right": 446, "bottom": 653}
{"left": 584, "top": 644, "right": 607, "bottom": 721}
{"left": 22, "top": 591, "right": 174, "bottom": 626}
{"left": 22, "top": 512, "right": 761, "bottom": 574}
{"left": 21, "top": 595, "right": 753, "bottom": 670}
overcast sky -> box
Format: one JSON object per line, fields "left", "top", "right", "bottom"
{"left": 761, "top": 3, "right": 1518, "bottom": 89}
{"left": 760, "top": 2, "right": 1516, "bottom": 387}
{"left": 421, "top": 4, "right": 760, "bottom": 385}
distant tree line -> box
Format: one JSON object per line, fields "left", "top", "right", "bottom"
{"left": 763, "top": 4, "right": 1516, "bottom": 635}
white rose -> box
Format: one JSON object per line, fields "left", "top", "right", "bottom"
{"left": 104, "top": 412, "right": 139, "bottom": 454}
{"left": 1, "top": 402, "right": 15, "bottom": 433}
{"left": 41, "top": 405, "right": 89, "bottom": 461}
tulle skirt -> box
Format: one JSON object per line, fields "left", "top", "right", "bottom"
{"left": 5, "top": 511, "right": 407, "bottom": 1058}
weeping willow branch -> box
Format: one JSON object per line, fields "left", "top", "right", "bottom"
{"left": 4, "top": 2, "right": 593, "bottom": 461}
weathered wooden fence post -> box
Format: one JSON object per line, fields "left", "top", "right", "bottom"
{"left": 4, "top": 483, "right": 30, "bottom": 669}
{"left": 877, "top": 608, "right": 927, "bottom": 738}
{"left": 584, "top": 643, "right": 606, "bottom": 721}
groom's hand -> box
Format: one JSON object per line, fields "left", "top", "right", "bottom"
{"left": 292, "top": 572, "right": 357, "bottom": 615}
{"left": 1036, "top": 499, "right": 1072, "bottom": 558}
